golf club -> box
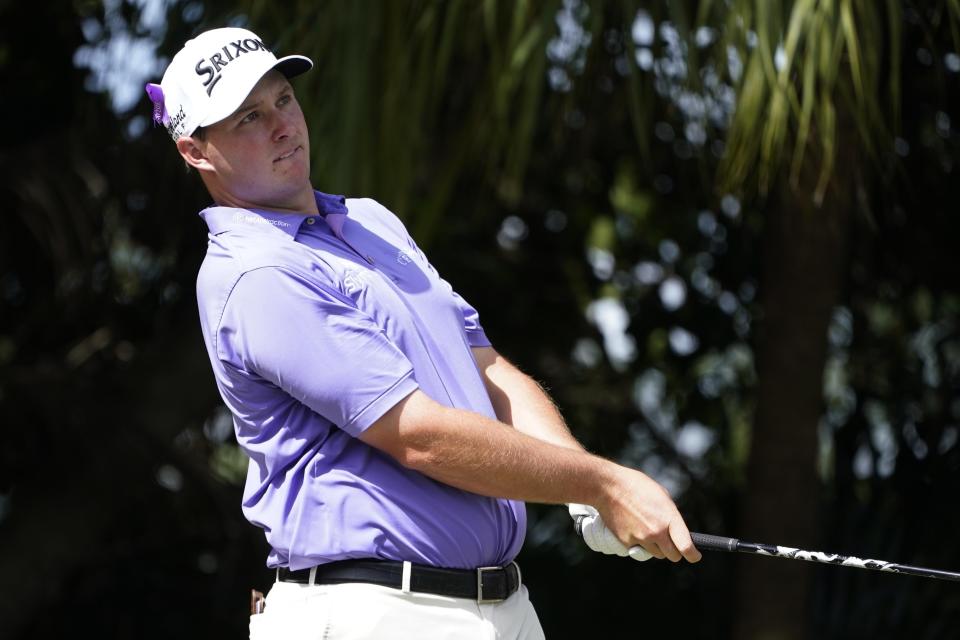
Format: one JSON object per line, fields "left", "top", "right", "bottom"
{"left": 690, "top": 532, "right": 960, "bottom": 582}
{"left": 573, "top": 516, "right": 960, "bottom": 581}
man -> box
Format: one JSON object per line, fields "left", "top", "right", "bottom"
{"left": 147, "top": 26, "right": 700, "bottom": 639}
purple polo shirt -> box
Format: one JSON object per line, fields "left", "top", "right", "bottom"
{"left": 195, "top": 191, "right": 526, "bottom": 571}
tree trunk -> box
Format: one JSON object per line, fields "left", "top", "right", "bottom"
{"left": 733, "top": 164, "right": 854, "bottom": 639}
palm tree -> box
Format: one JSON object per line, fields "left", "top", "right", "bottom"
{"left": 645, "top": 2, "right": 957, "bottom": 637}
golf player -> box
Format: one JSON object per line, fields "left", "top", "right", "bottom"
{"left": 146, "top": 27, "right": 701, "bottom": 639}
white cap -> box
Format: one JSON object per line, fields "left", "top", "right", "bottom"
{"left": 145, "top": 27, "right": 312, "bottom": 140}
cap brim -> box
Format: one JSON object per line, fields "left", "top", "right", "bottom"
{"left": 274, "top": 55, "right": 313, "bottom": 79}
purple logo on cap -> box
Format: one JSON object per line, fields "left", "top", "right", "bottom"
{"left": 145, "top": 83, "right": 168, "bottom": 125}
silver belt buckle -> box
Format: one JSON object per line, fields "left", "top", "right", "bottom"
{"left": 476, "top": 565, "right": 504, "bottom": 604}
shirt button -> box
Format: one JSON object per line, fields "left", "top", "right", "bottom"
{"left": 305, "top": 217, "right": 315, "bottom": 225}
{"left": 365, "top": 255, "right": 375, "bottom": 265}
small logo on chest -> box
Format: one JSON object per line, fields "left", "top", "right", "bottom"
{"left": 396, "top": 250, "right": 413, "bottom": 266}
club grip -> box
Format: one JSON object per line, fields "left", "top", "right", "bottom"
{"left": 691, "top": 532, "right": 738, "bottom": 552}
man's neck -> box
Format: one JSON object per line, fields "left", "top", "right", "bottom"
{"left": 205, "top": 182, "right": 319, "bottom": 216}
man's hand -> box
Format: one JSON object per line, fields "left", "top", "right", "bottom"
{"left": 569, "top": 503, "right": 652, "bottom": 561}
{"left": 594, "top": 467, "right": 702, "bottom": 563}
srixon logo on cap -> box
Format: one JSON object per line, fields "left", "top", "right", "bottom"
{"left": 195, "top": 38, "right": 271, "bottom": 96}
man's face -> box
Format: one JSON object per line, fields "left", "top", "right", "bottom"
{"left": 191, "top": 70, "right": 312, "bottom": 212}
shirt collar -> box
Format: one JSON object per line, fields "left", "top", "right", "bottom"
{"left": 199, "top": 190, "right": 348, "bottom": 239}
{"left": 314, "top": 190, "right": 347, "bottom": 217}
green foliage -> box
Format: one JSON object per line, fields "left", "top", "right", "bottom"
{"left": 691, "top": 0, "right": 894, "bottom": 203}
{"left": 2, "top": 1, "right": 960, "bottom": 638}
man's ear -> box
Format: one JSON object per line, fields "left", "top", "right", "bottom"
{"left": 176, "top": 136, "right": 214, "bottom": 172}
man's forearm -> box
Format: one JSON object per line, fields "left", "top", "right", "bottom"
{"left": 472, "top": 346, "right": 583, "bottom": 451}
{"left": 359, "top": 389, "right": 701, "bottom": 563}
{"left": 360, "top": 389, "right": 612, "bottom": 507}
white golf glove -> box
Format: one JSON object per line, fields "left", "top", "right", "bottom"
{"left": 568, "top": 503, "right": 653, "bottom": 562}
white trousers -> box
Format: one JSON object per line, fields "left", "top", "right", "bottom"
{"left": 249, "top": 579, "right": 545, "bottom": 640}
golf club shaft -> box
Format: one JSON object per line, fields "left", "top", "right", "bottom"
{"left": 691, "top": 532, "right": 960, "bottom": 582}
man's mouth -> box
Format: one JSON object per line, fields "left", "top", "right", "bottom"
{"left": 275, "top": 146, "right": 301, "bottom": 162}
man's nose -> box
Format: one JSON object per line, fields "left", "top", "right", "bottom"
{"left": 271, "top": 112, "right": 296, "bottom": 141}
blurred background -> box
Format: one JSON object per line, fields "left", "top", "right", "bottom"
{"left": 2, "top": 1, "right": 959, "bottom": 638}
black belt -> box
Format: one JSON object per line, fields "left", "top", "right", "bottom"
{"left": 277, "top": 559, "right": 521, "bottom": 603}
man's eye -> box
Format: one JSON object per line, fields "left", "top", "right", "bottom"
{"left": 241, "top": 111, "right": 259, "bottom": 124}
{"left": 278, "top": 95, "right": 291, "bottom": 106}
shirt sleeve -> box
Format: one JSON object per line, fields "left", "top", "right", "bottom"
{"left": 447, "top": 289, "right": 491, "bottom": 348}
{"left": 360, "top": 197, "right": 492, "bottom": 348}
{"left": 215, "top": 266, "right": 420, "bottom": 437}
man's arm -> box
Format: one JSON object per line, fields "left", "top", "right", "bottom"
{"left": 358, "top": 389, "right": 701, "bottom": 563}
{"left": 471, "top": 348, "right": 664, "bottom": 561}
{"left": 471, "top": 346, "right": 583, "bottom": 451}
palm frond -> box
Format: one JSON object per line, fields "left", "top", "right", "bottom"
{"left": 701, "top": 0, "right": 921, "bottom": 205}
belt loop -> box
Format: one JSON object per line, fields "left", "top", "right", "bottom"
{"left": 275, "top": 568, "right": 280, "bottom": 583}
{"left": 513, "top": 561, "right": 522, "bottom": 588}
{"left": 401, "top": 561, "right": 412, "bottom": 593}
{"left": 308, "top": 566, "right": 317, "bottom": 586}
